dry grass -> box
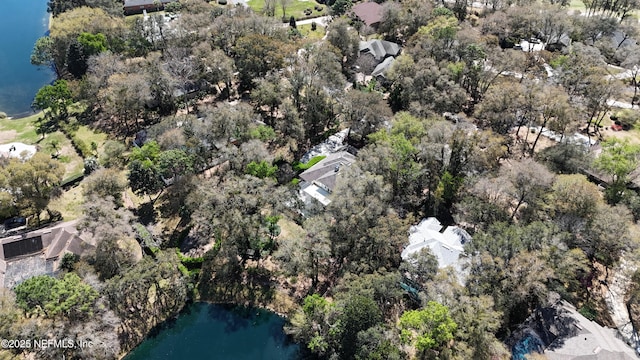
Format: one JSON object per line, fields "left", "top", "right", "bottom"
{"left": 49, "top": 185, "right": 84, "bottom": 221}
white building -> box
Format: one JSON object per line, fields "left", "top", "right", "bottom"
{"left": 402, "top": 217, "right": 471, "bottom": 282}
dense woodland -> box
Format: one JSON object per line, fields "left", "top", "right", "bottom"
{"left": 2, "top": 0, "right": 640, "bottom": 358}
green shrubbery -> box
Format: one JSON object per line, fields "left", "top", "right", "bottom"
{"left": 293, "top": 155, "right": 326, "bottom": 172}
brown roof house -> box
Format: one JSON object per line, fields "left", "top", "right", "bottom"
{"left": 351, "top": 2, "right": 383, "bottom": 28}
{"left": 124, "top": 0, "right": 174, "bottom": 15}
{"left": 0, "top": 223, "right": 95, "bottom": 288}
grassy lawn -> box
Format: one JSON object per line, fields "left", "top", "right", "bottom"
{"left": 0, "top": 112, "right": 41, "bottom": 144}
{"left": 297, "top": 23, "right": 325, "bottom": 41}
{"left": 75, "top": 125, "right": 108, "bottom": 154}
{"left": 247, "top": 0, "right": 327, "bottom": 20}
{"left": 49, "top": 185, "right": 84, "bottom": 221}
{"left": 569, "top": 0, "right": 586, "bottom": 11}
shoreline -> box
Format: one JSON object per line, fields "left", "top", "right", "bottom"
{"left": 119, "top": 300, "right": 297, "bottom": 360}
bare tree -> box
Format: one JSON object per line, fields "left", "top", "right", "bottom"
{"left": 279, "top": 0, "right": 291, "bottom": 18}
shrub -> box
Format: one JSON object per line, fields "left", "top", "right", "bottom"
{"left": 311, "top": 21, "right": 317, "bottom": 31}
{"left": 249, "top": 125, "right": 276, "bottom": 141}
{"left": 293, "top": 155, "right": 326, "bottom": 172}
{"left": 84, "top": 157, "right": 99, "bottom": 175}
{"left": 0, "top": 112, "right": 7, "bottom": 119}
{"left": 164, "top": 1, "right": 182, "bottom": 12}
{"left": 246, "top": 160, "right": 278, "bottom": 179}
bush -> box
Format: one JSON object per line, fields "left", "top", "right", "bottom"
{"left": 0, "top": 112, "right": 7, "bottom": 119}
{"left": 293, "top": 155, "right": 326, "bottom": 172}
{"left": 84, "top": 157, "right": 99, "bottom": 175}
{"left": 218, "top": 0, "right": 227, "bottom": 4}
{"left": 311, "top": 21, "right": 317, "bottom": 31}
{"left": 164, "top": 1, "right": 182, "bottom": 12}
{"left": 613, "top": 109, "right": 640, "bottom": 130}
{"left": 249, "top": 125, "right": 276, "bottom": 141}
{"left": 246, "top": 160, "right": 278, "bottom": 179}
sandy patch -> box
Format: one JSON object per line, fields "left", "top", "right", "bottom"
{"left": 0, "top": 130, "right": 17, "bottom": 144}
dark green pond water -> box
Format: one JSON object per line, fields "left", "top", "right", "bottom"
{"left": 124, "top": 303, "right": 301, "bottom": 360}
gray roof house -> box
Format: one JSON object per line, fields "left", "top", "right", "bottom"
{"left": 359, "top": 40, "right": 401, "bottom": 62}
{"left": 512, "top": 299, "right": 639, "bottom": 360}
{"left": 371, "top": 56, "right": 396, "bottom": 79}
{"left": 299, "top": 151, "right": 356, "bottom": 207}
{"left": 0, "top": 223, "right": 95, "bottom": 288}
{"left": 402, "top": 218, "right": 471, "bottom": 282}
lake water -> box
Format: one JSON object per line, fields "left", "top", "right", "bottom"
{"left": 124, "top": 303, "right": 301, "bottom": 360}
{"left": 0, "top": 0, "right": 55, "bottom": 117}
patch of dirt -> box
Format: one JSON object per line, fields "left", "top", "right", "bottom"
{"left": 511, "top": 127, "right": 557, "bottom": 154}
{"left": 0, "top": 130, "right": 17, "bottom": 144}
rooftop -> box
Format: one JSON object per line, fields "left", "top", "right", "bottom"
{"left": 299, "top": 151, "right": 357, "bottom": 193}
{"left": 359, "top": 40, "right": 401, "bottom": 61}
{"left": 0, "top": 222, "right": 95, "bottom": 288}
{"left": 516, "top": 300, "right": 639, "bottom": 360}
{"left": 352, "top": 2, "right": 383, "bottom": 27}
{"left": 402, "top": 217, "right": 471, "bottom": 282}
{"left": 124, "top": 0, "right": 172, "bottom": 7}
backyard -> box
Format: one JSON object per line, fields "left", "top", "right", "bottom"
{"left": 247, "top": 0, "right": 327, "bottom": 20}
{"left": 0, "top": 112, "right": 112, "bottom": 220}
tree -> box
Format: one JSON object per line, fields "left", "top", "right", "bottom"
{"left": 31, "top": 36, "right": 60, "bottom": 76}
{"left": 475, "top": 82, "right": 525, "bottom": 135}
{"left": 98, "top": 72, "right": 152, "bottom": 136}
{"left": 274, "top": 217, "right": 331, "bottom": 289}
{"left": 338, "top": 295, "right": 383, "bottom": 359}
{"left": 3, "top": 153, "right": 65, "bottom": 223}
{"left": 156, "top": 149, "right": 194, "bottom": 180}
{"left": 101, "top": 140, "right": 127, "bottom": 168}
{"left": 32, "top": 80, "right": 73, "bottom": 123}
{"left": 234, "top": 34, "right": 289, "bottom": 90}
{"left": 280, "top": 0, "right": 291, "bottom": 17}
{"left": 288, "top": 294, "right": 339, "bottom": 357}
{"left": 621, "top": 45, "right": 640, "bottom": 107}
{"left": 500, "top": 159, "right": 555, "bottom": 220}
{"left": 593, "top": 138, "right": 640, "bottom": 203}
{"left": 399, "top": 301, "right": 457, "bottom": 355}
{"left": 105, "top": 252, "right": 188, "bottom": 350}
{"left": 332, "top": 0, "right": 352, "bottom": 15}
{"left": 552, "top": 174, "right": 601, "bottom": 231}
{"left": 128, "top": 159, "right": 164, "bottom": 200}
{"left": 14, "top": 274, "right": 98, "bottom": 320}
{"left": 582, "top": 204, "right": 635, "bottom": 273}
{"left": 83, "top": 168, "right": 127, "bottom": 207}
{"left": 341, "top": 90, "right": 393, "bottom": 143}
{"left": 245, "top": 160, "right": 277, "bottom": 179}
{"left": 327, "top": 18, "right": 360, "bottom": 72}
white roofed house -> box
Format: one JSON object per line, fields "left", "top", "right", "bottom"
{"left": 298, "top": 151, "right": 356, "bottom": 213}
{"left": 401, "top": 217, "right": 471, "bottom": 284}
